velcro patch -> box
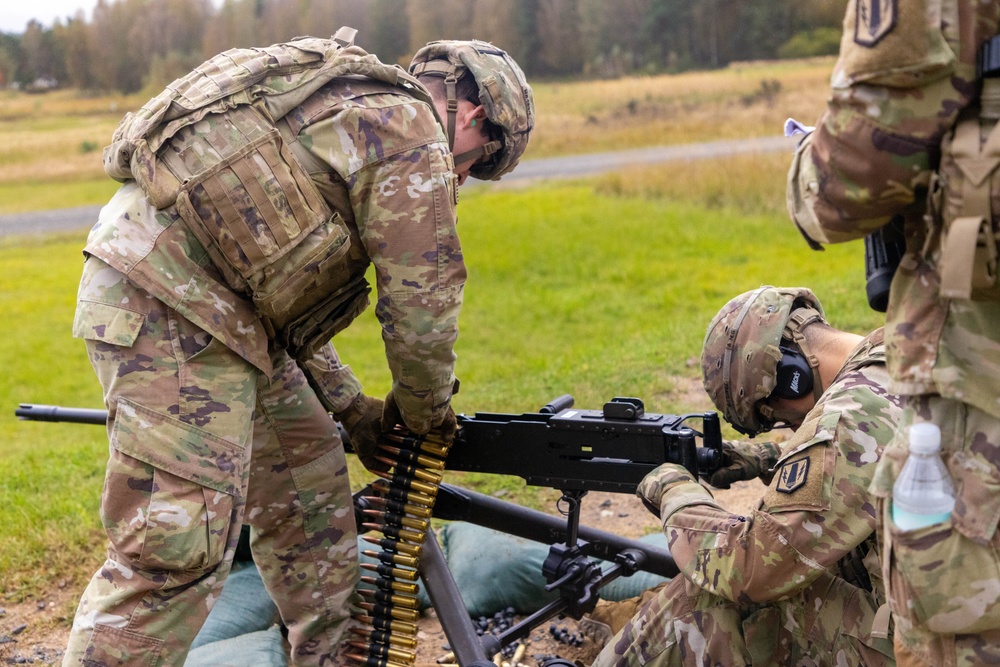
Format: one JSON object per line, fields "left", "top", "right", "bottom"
{"left": 775, "top": 457, "right": 810, "bottom": 494}
{"left": 854, "top": 0, "right": 897, "bottom": 47}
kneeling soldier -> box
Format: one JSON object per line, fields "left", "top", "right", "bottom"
{"left": 592, "top": 286, "right": 899, "bottom": 667}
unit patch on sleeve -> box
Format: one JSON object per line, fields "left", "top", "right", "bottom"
{"left": 775, "top": 457, "right": 810, "bottom": 494}
{"left": 854, "top": 0, "right": 897, "bottom": 47}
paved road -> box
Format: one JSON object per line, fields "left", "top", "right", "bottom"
{"left": 0, "top": 134, "right": 797, "bottom": 236}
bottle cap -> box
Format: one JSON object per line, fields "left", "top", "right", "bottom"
{"left": 909, "top": 422, "right": 942, "bottom": 455}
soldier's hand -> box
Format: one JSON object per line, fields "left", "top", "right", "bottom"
{"left": 635, "top": 463, "right": 698, "bottom": 519}
{"left": 434, "top": 405, "right": 458, "bottom": 447}
{"left": 381, "top": 390, "right": 404, "bottom": 435}
{"left": 334, "top": 393, "right": 386, "bottom": 473}
{"left": 705, "top": 440, "right": 781, "bottom": 489}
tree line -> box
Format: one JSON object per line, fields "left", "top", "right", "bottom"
{"left": 1, "top": 0, "right": 846, "bottom": 94}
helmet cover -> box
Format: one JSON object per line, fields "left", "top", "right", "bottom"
{"left": 409, "top": 39, "right": 534, "bottom": 180}
{"left": 701, "top": 286, "right": 825, "bottom": 436}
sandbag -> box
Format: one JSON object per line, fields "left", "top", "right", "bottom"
{"left": 184, "top": 626, "right": 286, "bottom": 667}
{"left": 440, "top": 522, "right": 561, "bottom": 616}
{"left": 432, "top": 523, "right": 672, "bottom": 617}
{"left": 194, "top": 523, "right": 673, "bottom": 649}
{"left": 190, "top": 561, "right": 280, "bottom": 649}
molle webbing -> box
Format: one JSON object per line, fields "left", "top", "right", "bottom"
{"left": 938, "top": 109, "right": 1000, "bottom": 300}
{"left": 104, "top": 33, "right": 431, "bottom": 212}
{"left": 166, "top": 106, "right": 328, "bottom": 282}
{"left": 100, "top": 31, "right": 433, "bottom": 358}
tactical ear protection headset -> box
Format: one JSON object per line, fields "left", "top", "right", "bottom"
{"left": 770, "top": 297, "right": 825, "bottom": 403}
{"left": 773, "top": 345, "right": 814, "bottom": 399}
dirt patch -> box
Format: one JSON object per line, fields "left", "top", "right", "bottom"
{"left": 0, "top": 587, "right": 76, "bottom": 666}
{"left": 0, "top": 483, "right": 763, "bottom": 666}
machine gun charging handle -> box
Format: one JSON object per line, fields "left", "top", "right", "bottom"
{"left": 699, "top": 412, "right": 725, "bottom": 474}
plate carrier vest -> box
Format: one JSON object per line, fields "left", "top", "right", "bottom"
{"left": 102, "top": 27, "right": 435, "bottom": 358}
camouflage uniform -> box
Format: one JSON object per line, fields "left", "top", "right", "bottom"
{"left": 593, "top": 329, "right": 899, "bottom": 667}
{"left": 65, "top": 36, "right": 531, "bottom": 667}
{"left": 786, "top": 2, "right": 1000, "bottom": 663}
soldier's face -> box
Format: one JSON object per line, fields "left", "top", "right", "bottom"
{"left": 452, "top": 103, "right": 489, "bottom": 186}
{"left": 766, "top": 394, "right": 816, "bottom": 430}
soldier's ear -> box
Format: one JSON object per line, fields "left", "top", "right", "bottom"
{"left": 464, "top": 105, "right": 486, "bottom": 130}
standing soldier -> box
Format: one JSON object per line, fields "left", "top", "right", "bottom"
{"left": 64, "top": 29, "right": 533, "bottom": 667}
{"left": 592, "top": 286, "right": 899, "bottom": 667}
{"left": 786, "top": 3, "right": 1000, "bottom": 665}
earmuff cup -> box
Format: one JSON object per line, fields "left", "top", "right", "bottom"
{"left": 773, "top": 346, "right": 814, "bottom": 399}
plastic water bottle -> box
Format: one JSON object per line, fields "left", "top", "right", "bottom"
{"left": 892, "top": 423, "right": 955, "bottom": 531}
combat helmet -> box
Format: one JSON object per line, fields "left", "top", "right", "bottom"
{"left": 701, "top": 286, "right": 826, "bottom": 437}
{"left": 409, "top": 39, "right": 534, "bottom": 180}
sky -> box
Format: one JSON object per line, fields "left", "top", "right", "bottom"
{"left": 1, "top": 1, "right": 100, "bottom": 34}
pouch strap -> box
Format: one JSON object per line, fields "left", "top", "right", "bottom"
{"left": 941, "top": 216, "right": 990, "bottom": 298}
{"left": 940, "top": 115, "right": 1000, "bottom": 298}
{"left": 871, "top": 602, "right": 893, "bottom": 640}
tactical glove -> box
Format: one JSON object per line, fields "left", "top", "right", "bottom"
{"left": 705, "top": 440, "right": 781, "bottom": 489}
{"left": 382, "top": 389, "right": 458, "bottom": 447}
{"left": 334, "top": 393, "right": 385, "bottom": 473}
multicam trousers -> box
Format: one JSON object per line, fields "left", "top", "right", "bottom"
{"left": 591, "top": 570, "right": 893, "bottom": 667}
{"left": 64, "top": 258, "right": 360, "bottom": 666}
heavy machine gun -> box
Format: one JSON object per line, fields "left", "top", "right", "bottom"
{"left": 17, "top": 396, "right": 724, "bottom": 666}
{"left": 16, "top": 395, "right": 723, "bottom": 487}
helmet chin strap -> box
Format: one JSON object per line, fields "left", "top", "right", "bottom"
{"left": 453, "top": 141, "right": 501, "bottom": 169}
{"left": 783, "top": 307, "right": 825, "bottom": 403}
{"left": 444, "top": 73, "right": 501, "bottom": 167}
{"left": 758, "top": 401, "right": 809, "bottom": 432}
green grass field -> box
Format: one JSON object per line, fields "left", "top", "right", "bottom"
{"left": 0, "top": 57, "right": 866, "bottom": 603}
{"left": 0, "top": 152, "right": 883, "bottom": 600}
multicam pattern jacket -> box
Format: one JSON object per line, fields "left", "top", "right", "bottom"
{"left": 84, "top": 67, "right": 462, "bottom": 432}
{"left": 786, "top": 0, "right": 1000, "bottom": 421}
{"left": 645, "top": 330, "right": 899, "bottom": 607}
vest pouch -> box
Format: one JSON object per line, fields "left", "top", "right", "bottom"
{"left": 252, "top": 210, "right": 359, "bottom": 331}
{"left": 874, "top": 407, "right": 1000, "bottom": 636}
{"left": 169, "top": 105, "right": 332, "bottom": 293}
{"left": 935, "top": 113, "right": 1000, "bottom": 302}
{"left": 275, "top": 274, "right": 371, "bottom": 360}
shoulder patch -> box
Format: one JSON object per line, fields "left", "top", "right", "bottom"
{"left": 775, "top": 456, "right": 810, "bottom": 494}
{"left": 854, "top": 0, "right": 897, "bottom": 47}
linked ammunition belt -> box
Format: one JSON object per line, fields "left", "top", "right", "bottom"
{"left": 348, "top": 425, "right": 451, "bottom": 667}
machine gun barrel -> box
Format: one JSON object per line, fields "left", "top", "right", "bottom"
{"left": 16, "top": 403, "right": 107, "bottom": 425}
